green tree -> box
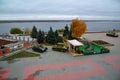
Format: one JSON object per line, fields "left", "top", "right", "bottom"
{"left": 63, "top": 24, "right": 69, "bottom": 38}
{"left": 55, "top": 30, "right": 58, "bottom": 37}
{"left": 54, "top": 30, "right": 63, "bottom": 43}
{"left": 56, "top": 29, "right": 65, "bottom": 33}
{"left": 56, "top": 36, "right": 63, "bottom": 43}
{"left": 68, "top": 28, "right": 72, "bottom": 39}
{"left": 46, "top": 27, "right": 56, "bottom": 44}
{"left": 31, "top": 26, "right": 38, "bottom": 38}
{"left": 37, "top": 30, "right": 45, "bottom": 44}
{"left": 10, "top": 28, "right": 23, "bottom": 34}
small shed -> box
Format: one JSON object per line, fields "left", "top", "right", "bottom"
{"left": 67, "top": 39, "right": 84, "bottom": 56}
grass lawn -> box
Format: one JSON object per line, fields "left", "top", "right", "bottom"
{"left": 3, "top": 51, "right": 40, "bottom": 60}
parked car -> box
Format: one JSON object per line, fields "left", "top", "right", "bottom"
{"left": 52, "top": 43, "right": 68, "bottom": 52}
{"left": 32, "top": 44, "right": 48, "bottom": 53}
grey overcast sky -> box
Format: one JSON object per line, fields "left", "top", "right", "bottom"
{"left": 0, "top": 0, "right": 120, "bottom": 20}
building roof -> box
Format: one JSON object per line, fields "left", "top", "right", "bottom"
{"left": 67, "top": 39, "right": 83, "bottom": 46}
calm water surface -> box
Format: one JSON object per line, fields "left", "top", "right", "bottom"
{"left": 0, "top": 21, "right": 120, "bottom": 34}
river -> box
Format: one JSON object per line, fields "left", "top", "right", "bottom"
{"left": 0, "top": 21, "right": 120, "bottom": 34}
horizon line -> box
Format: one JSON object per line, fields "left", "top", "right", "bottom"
{"left": 0, "top": 20, "right": 120, "bottom": 23}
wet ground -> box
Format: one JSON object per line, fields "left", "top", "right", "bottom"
{"left": 0, "top": 33, "right": 120, "bottom": 80}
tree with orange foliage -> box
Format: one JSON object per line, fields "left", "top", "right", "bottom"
{"left": 70, "top": 18, "right": 87, "bottom": 38}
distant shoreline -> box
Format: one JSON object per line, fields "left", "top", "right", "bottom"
{"left": 0, "top": 20, "right": 120, "bottom": 23}
{"left": 0, "top": 30, "right": 119, "bottom": 35}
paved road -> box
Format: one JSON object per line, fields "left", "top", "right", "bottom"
{"left": 0, "top": 33, "right": 120, "bottom": 80}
